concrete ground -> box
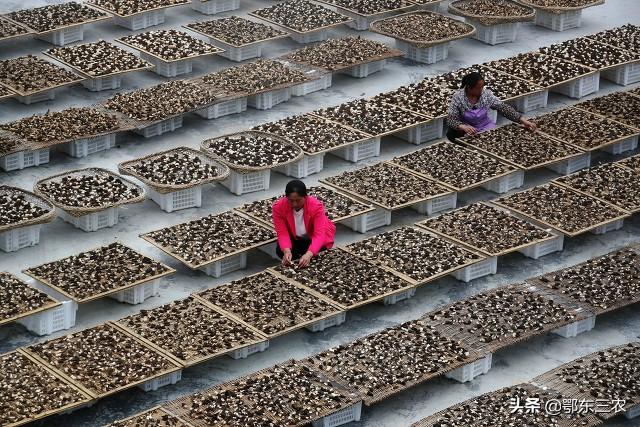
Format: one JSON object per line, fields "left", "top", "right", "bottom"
{"left": 0, "top": 0, "right": 639, "bottom": 426}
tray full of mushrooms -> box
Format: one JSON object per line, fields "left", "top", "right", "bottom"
{"left": 539, "top": 37, "right": 640, "bottom": 70}
{"left": 492, "top": 183, "right": 629, "bottom": 236}
{"left": 0, "top": 85, "right": 16, "bottom": 101}
{"left": 528, "top": 245, "right": 640, "bottom": 315}
{"left": 140, "top": 211, "right": 276, "bottom": 268}
{"left": 186, "top": 16, "right": 288, "bottom": 48}
{"left": 0, "top": 350, "right": 92, "bottom": 427}
{"left": 118, "top": 147, "right": 230, "bottom": 193}
{"left": 518, "top": 0, "right": 604, "bottom": 12}
{"left": 108, "top": 406, "right": 194, "bottom": 427}
{"left": 574, "top": 91, "right": 640, "bottom": 130}
{"left": 87, "top": 0, "right": 189, "bottom": 17}
{"left": 0, "top": 186, "right": 55, "bottom": 233}
{"left": 0, "top": 55, "right": 83, "bottom": 96}
{"left": 373, "top": 79, "right": 455, "bottom": 118}
{"left": 617, "top": 154, "right": 640, "bottom": 173}
{"left": 196, "top": 271, "right": 343, "bottom": 338}
{"left": 345, "top": 226, "right": 485, "bottom": 285}
{"left": 236, "top": 185, "right": 374, "bottom": 228}
{"left": 370, "top": 11, "right": 476, "bottom": 48}
{"left": 6, "top": 2, "right": 108, "bottom": 34}
{"left": 390, "top": 141, "right": 517, "bottom": 191}
{"left": 321, "top": 162, "right": 453, "bottom": 210}
{"left": 418, "top": 202, "right": 557, "bottom": 256}
{"left": 118, "top": 30, "right": 224, "bottom": 62}
{"left": 587, "top": 24, "right": 640, "bottom": 53}
{"left": 282, "top": 37, "right": 403, "bottom": 71}
{"left": 0, "top": 272, "right": 59, "bottom": 326}
{"left": 45, "top": 41, "right": 153, "bottom": 78}
{"left": 307, "top": 319, "right": 483, "bottom": 404}
{"left": 448, "top": 0, "right": 535, "bottom": 25}
{"left": 116, "top": 296, "right": 266, "bottom": 366}
{"left": 317, "top": 0, "right": 415, "bottom": 16}
{"left": 34, "top": 168, "right": 145, "bottom": 216}
{"left": 0, "top": 16, "right": 32, "bottom": 42}
{"left": 271, "top": 248, "right": 415, "bottom": 309}
{"left": 25, "top": 323, "right": 181, "bottom": 398}
{"left": 459, "top": 123, "right": 584, "bottom": 170}
{"left": 0, "top": 132, "right": 29, "bottom": 157}
{"left": 201, "top": 131, "right": 303, "bottom": 172}
{"left": 23, "top": 242, "right": 175, "bottom": 303}
{"left": 312, "top": 98, "right": 431, "bottom": 136}
{"left": 249, "top": 0, "right": 351, "bottom": 34}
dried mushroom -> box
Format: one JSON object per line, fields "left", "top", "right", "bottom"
{"left": 575, "top": 91, "right": 640, "bottom": 129}
{"left": 540, "top": 37, "right": 640, "bottom": 70}
{"left": 0, "top": 16, "right": 30, "bottom": 40}
{"left": 108, "top": 407, "right": 190, "bottom": 427}
{"left": 587, "top": 24, "right": 640, "bottom": 53}
{"left": 374, "top": 80, "right": 454, "bottom": 118}
{"left": 186, "top": 16, "right": 287, "bottom": 47}
{"left": 119, "top": 30, "right": 222, "bottom": 61}
{"left": 88, "top": 0, "right": 189, "bottom": 16}
{"left": 7, "top": 2, "right": 107, "bottom": 33}
{"left": 371, "top": 11, "right": 475, "bottom": 45}
{"left": 0, "top": 190, "right": 49, "bottom": 227}
{"left": 0, "top": 55, "right": 81, "bottom": 95}
{"left": 202, "top": 132, "right": 301, "bottom": 169}
{"left": 0, "top": 272, "right": 57, "bottom": 324}
{"left": 251, "top": 0, "right": 350, "bottom": 33}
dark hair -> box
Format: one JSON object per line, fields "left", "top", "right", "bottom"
{"left": 285, "top": 179, "right": 307, "bottom": 197}
{"left": 461, "top": 72, "right": 484, "bottom": 89}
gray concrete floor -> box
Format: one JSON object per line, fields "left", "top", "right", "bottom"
{"left": 1, "top": 0, "right": 639, "bottom": 426}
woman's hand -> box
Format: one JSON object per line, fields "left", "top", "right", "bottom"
{"left": 459, "top": 124, "right": 477, "bottom": 136}
{"left": 521, "top": 118, "right": 537, "bottom": 132}
{"left": 282, "top": 248, "right": 293, "bottom": 266}
{"left": 298, "top": 251, "right": 313, "bottom": 268}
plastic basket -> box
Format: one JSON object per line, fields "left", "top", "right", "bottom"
{"left": 59, "top": 207, "right": 119, "bottom": 232}
{"left": 113, "top": 10, "right": 165, "bottom": 30}
{"left": 332, "top": 137, "right": 381, "bottom": 163}
{"left": 109, "top": 279, "right": 160, "bottom": 304}
{"left": 61, "top": 134, "right": 116, "bottom": 158}
{"left": 17, "top": 300, "right": 77, "bottom": 336}
{"left": 81, "top": 75, "right": 123, "bottom": 92}
{"left": 535, "top": 9, "right": 581, "bottom": 31}
{"left": 275, "top": 153, "right": 324, "bottom": 178}
{"left": 547, "top": 152, "right": 591, "bottom": 175}
{"left": 258, "top": 242, "right": 280, "bottom": 260}
{"left": 290, "top": 29, "right": 329, "bottom": 44}
{"left": 383, "top": 287, "right": 417, "bottom": 305}
{"left": 553, "top": 72, "right": 600, "bottom": 99}
{"left": 311, "top": 402, "right": 363, "bottom": 427}
{"left": 396, "top": 40, "right": 449, "bottom": 64}
{"left": 15, "top": 91, "right": 56, "bottom": 105}
{"left": 305, "top": 311, "right": 346, "bottom": 332}
{"left": 340, "top": 60, "right": 387, "bottom": 78}
{"left": 0, "top": 224, "right": 41, "bottom": 252}
{"left": 602, "top": 135, "right": 638, "bottom": 155}
{"left": 195, "top": 97, "right": 247, "bottom": 119}
{"left": 510, "top": 90, "right": 549, "bottom": 113}
{"left": 191, "top": 0, "right": 240, "bottom": 15}
{"left": 200, "top": 252, "right": 248, "bottom": 278}
{"left": 135, "top": 116, "right": 183, "bottom": 138}
{"left": 602, "top": 62, "right": 640, "bottom": 86}
{"left": 469, "top": 20, "right": 519, "bottom": 45}
{"left": 625, "top": 405, "right": 640, "bottom": 420}
{"left": 291, "top": 74, "right": 332, "bottom": 96}
{"left": 148, "top": 186, "right": 203, "bottom": 213}
{"left": 141, "top": 53, "right": 193, "bottom": 78}
{"left": 451, "top": 256, "right": 498, "bottom": 283}
{"left": 552, "top": 315, "right": 595, "bottom": 338}
{"left": 221, "top": 169, "right": 271, "bottom": 196}
{"left": 138, "top": 370, "right": 182, "bottom": 392}
{"left": 590, "top": 218, "right": 624, "bottom": 235}
{"left": 37, "top": 26, "right": 84, "bottom": 46}
{"left": 217, "top": 42, "right": 262, "bottom": 62}
{"left": 247, "top": 88, "right": 291, "bottom": 110}
{"left": 341, "top": 207, "right": 391, "bottom": 233}
{"left": 518, "top": 233, "right": 564, "bottom": 260}
{"left": 229, "top": 340, "right": 270, "bottom": 359}
{"left": 0, "top": 148, "right": 50, "bottom": 171}
{"left": 445, "top": 353, "right": 492, "bottom": 383}
{"left": 396, "top": 118, "right": 444, "bottom": 145}
{"left": 412, "top": 193, "right": 458, "bottom": 215}
{"left": 481, "top": 170, "right": 525, "bottom": 194}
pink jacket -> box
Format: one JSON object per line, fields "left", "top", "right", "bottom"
{"left": 272, "top": 195, "right": 335, "bottom": 255}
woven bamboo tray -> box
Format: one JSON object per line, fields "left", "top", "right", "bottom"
{"left": 248, "top": 9, "right": 352, "bottom": 37}
{"left": 448, "top": 0, "right": 535, "bottom": 25}
{"left": 0, "top": 272, "right": 60, "bottom": 327}
{"left": 0, "top": 16, "right": 35, "bottom": 43}
{"left": 185, "top": 22, "right": 289, "bottom": 49}
{"left": 106, "top": 406, "right": 195, "bottom": 427}
{"left": 116, "top": 36, "right": 225, "bottom": 64}
{"left": 518, "top": 0, "right": 604, "bottom": 12}
{"left": 281, "top": 45, "right": 404, "bottom": 73}
{"left": 87, "top": 0, "right": 189, "bottom": 18}
{"left": 43, "top": 47, "right": 156, "bottom": 79}
{"left": 10, "top": 5, "right": 110, "bottom": 36}
{"left": 316, "top": 0, "right": 417, "bottom": 18}
{"left": 0, "top": 186, "right": 56, "bottom": 233}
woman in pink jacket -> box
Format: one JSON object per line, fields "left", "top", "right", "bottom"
{"left": 272, "top": 180, "right": 336, "bottom": 268}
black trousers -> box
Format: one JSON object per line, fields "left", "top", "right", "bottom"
{"left": 446, "top": 127, "right": 465, "bottom": 142}
{"left": 276, "top": 238, "right": 326, "bottom": 260}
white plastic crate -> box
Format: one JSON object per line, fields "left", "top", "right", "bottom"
{"left": 229, "top": 340, "right": 270, "bottom": 359}
{"left": 258, "top": 242, "right": 280, "bottom": 260}
{"left": 290, "top": 29, "right": 329, "bottom": 44}
{"left": 305, "top": 311, "right": 346, "bottom": 332}
{"left": 590, "top": 218, "right": 624, "bottom": 235}
{"left": 469, "top": 20, "right": 519, "bottom": 45}
{"left": 445, "top": 353, "right": 492, "bottom": 383}
{"left": 452, "top": 256, "right": 498, "bottom": 283}
{"left": 139, "top": 370, "right": 182, "bottom": 392}
{"left": 332, "top": 137, "right": 381, "bottom": 162}
{"left": 625, "top": 404, "right": 640, "bottom": 419}
{"left": 15, "top": 91, "right": 56, "bottom": 105}
{"left": 148, "top": 186, "right": 202, "bottom": 213}
{"left": 248, "top": 88, "right": 291, "bottom": 110}
{"left": 276, "top": 154, "right": 324, "bottom": 178}
{"left": 553, "top": 72, "right": 600, "bottom": 99}
{"left": 37, "top": 26, "right": 84, "bottom": 46}
{"left": 109, "top": 279, "right": 160, "bottom": 304}
{"left": 59, "top": 207, "right": 119, "bottom": 232}
{"left": 81, "top": 75, "right": 123, "bottom": 92}
{"left": 17, "top": 300, "right": 77, "bottom": 336}
{"left": 141, "top": 53, "right": 193, "bottom": 78}
{"left": 340, "top": 60, "right": 387, "bottom": 78}
{"left": 602, "top": 135, "right": 638, "bottom": 155}
{"left": 191, "top": 0, "right": 240, "bottom": 15}
{"left": 61, "top": 134, "right": 116, "bottom": 158}
{"left": 510, "top": 90, "right": 549, "bottom": 113}
{"left": 0, "top": 148, "right": 50, "bottom": 171}
{"left": 481, "top": 170, "right": 525, "bottom": 194}
{"left": 135, "top": 117, "right": 183, "bottom": 138}
{"left": 383, "top": 287, "right": 416, "bottom": 305}
{"left": 535, "top": 9, "right": 581, "bottom": 31}
{"left": 412, "top": 193, "right": 458, "bottom": 216}
{"left": 291, "top": 74, "right": 332, "bottom": 96}
{"left": 312, "top": 402, "right": 363, "bottom": 427}
{"left": 396, "top": 40, "right": 449, "bottom": 64}
{"left": 218, "top": 42, "right": 262, "bottom": 62}
{"left": 552, "top": 315, "right": 596, "bottom": 338}
{"left": 221, "top": 169, "right": 271, "bottom": 196}
{"left": 195, "top": 97, "right": 247, "bottom": 119}
{"left": 397, "top": 118, "right": 444, "bottom": 145}
{"left": 341, "top": 207, "right": 391, "bottom": 233}
{"left": 547, "top": 152, "right": 591, "bottom": 175}
{"left": 200, "top": 252, "right": 248, "bottom": 278}
{"left": 518, "top": 233, "right": 564, "bottom": 260}
{"left": 0, "top": 225, "right": 41, "bottom": 252}
{"left": 602, "top": 62, "right": 640, "bottom": 86}
{"left": 113, "top": 10, "right": 165, "bottom": 30}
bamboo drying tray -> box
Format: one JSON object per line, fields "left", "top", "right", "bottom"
{"left": 448, "top": 0, "right": 535, "bottom": 25}
{"left": 116, "top": 32, "right": 225, "bottom": 64}
{"left": 0, "top": 86, "right": 16, "bottom": 101}
{"left": 0, "top": 272, "right": 60, "bottom": 327}
{"left": 185, "top": 18, "right": 289, "bottom": 48}
{"left": 316, "top": 0, "right": 416, "bottom": 18}
{"left": 107, "top": 406, "right": 195, "bottom": 427}
{"left": 87, "top": 0, "right": 189, "bottom": 18}
{"left": 0, "top": 186, "right": 56, "bottom": 233}
{"left": 0, "top": 16, "right": 34, "bottom": 43}
{"left": 248, "top": 3, "right": 352, "bottom": 37}
{"left": 518, "top": 0, "right": 604, "bottom": 12}
{"left": 5, "top": 3, "right": 110, "bottom": 35}
{"left": 0, "top": 56, "right": 85, "bottom": 97}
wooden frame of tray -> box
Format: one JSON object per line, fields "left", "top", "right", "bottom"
{"left": 12, "top": 6, "right": 111, "bottom": 36}
{"left": 43, "top": 47, "right": 156, "bottom": 79}
{"left": 518, "top": 0, "right": 604, "bottom": 12}
{"left": 184, "top": 22, "right": 289, "bottom": 48}
{"left": 87, "top": 0, "right": 189, "bottom": 18}
{"left": 116, "top": 36, "right": 225, "bottom": 64}
{"left": 0, "top": 68, "right": 85, "bottom": 97}
{"left": 572, "top": 103, "right": 640, "bottom": 132}
{"left": 0, "top": 186, "right": 56, "bottom": 233}
{"left": 448, "top": 0, "right": 535, "bottom": 25}
{"left": 0, "top": 274, "right": 61, "bottom": 327}
{"left": 317, "top": 0, "right": 416, "bottom": 19}
{"left": 248, "top": 9, "right": 352, "bottom": 37}
{"left": 541, "top": 40, "right": 640, "bottom": 74}
{"left": 0, "top": 16, "right": 35, "bottom": 43}
{"left": 0, "top": 86, "right": 16, "bottom": 101}
{"left": 281, "top": 46, "right": 404, "bottom": 73}
{"left": 109, "top": 406, "right": 196, "bottom": 427}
